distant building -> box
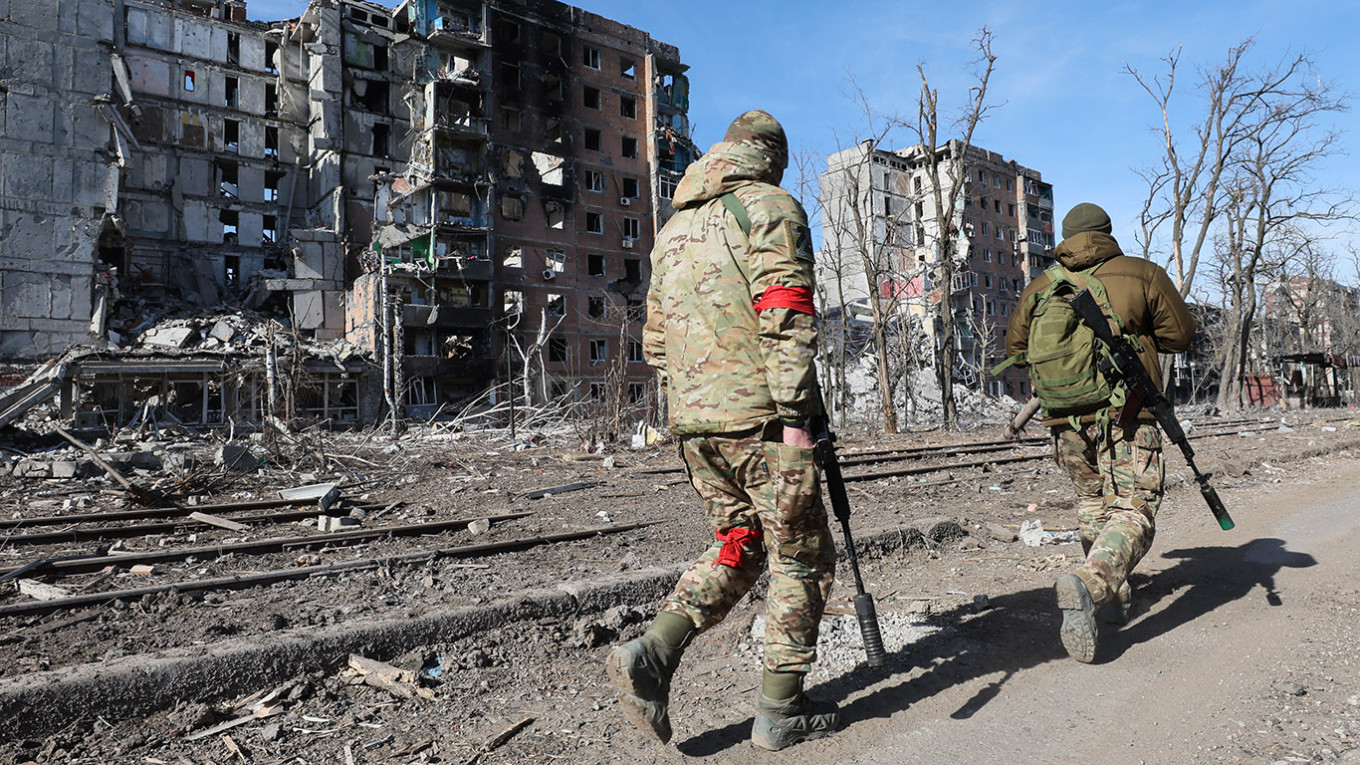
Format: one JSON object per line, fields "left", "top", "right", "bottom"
{"left": 0, "top": 0, "right": 696, "bottom": 428}
{"left": 819, "top": 139, "right": 1054, "bottom": 398}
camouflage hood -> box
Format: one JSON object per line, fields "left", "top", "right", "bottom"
{"left": 1054, "top": 231, "right": 1124, "bottom": 272}
{"left": 671, "top": 141, "right": 784, "bottom": 210}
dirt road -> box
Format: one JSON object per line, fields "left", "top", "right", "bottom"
{"left": 786, "top": 458, "right": 1360, "bottom": 765}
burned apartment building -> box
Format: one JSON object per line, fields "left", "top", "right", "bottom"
{"left": 819, "top": 140, "right": 1055, "bottom": 399}
{"left": 0, "top": 0, "right": 694, "bottom": 429}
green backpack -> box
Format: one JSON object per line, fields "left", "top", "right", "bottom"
{"left": 993, "top": 264, "right": 1127, "bottom": 418}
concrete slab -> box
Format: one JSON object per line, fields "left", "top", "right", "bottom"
{"left": 294, "top": 290, "right": 325, "bottom": 329}
{"left": 7, "top": 38, "right": 54, "bottom": 85}
{"left": 1, "top": 153, "right": 52, "bottom": 199}
{"left": 9, "top": 0, "right": 58, "bottom": 33}
{"left": 5, "top": 93, "right": 54, "bottom": 142}
{"left": 72, "top": 160, "right": 108, "bottom": 207}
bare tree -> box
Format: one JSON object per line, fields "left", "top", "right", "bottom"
{"left": 907, "top": 28, "right": 997, "bottom": 431}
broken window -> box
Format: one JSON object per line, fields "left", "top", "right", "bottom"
{"left": 216, "top": 160, "right": 238, "bottom": 198}
{"left": 227, "top": 32, "right": 240, "bottom": 65}
{"left": 500, "top": 61, "right": 520, "bottom": 90}
{"left": 628, "top": 381, "right": 646, "bottom": 402}
{"left": 355, "top": 80, "right": 389, "bottom": 113}
{"left": 626, "top": 298, "right": 644, "bottom": 321}
{"left": 542, "top": 30, "right": 562, "bottom": 58}
{"left": 589, "top": 382, "right": 605, "bottom": 400}
{"left": 621, "top": 58, "right": 636, "bottom": 79}
{"left": 536, "top": 68, "right": 563, "bottom": 100}
{"left": 220, "top": 209, "right": 239, "bottom": 243}
{"left": 497, "top": 18, "right": 520, "bottom": 44}
{"left": 544, "top": 116, "right": 563, "bottom": 144}
{"left": 265, "top": 126, "right": 278, "bottom": 158}
{"left": 502, "top": 246, "right": 523, "bottom": 268}
{"left": 587, "top": 295, "right": 605, "bottom": 319}
{"left": 544, "top": 201, "right": 565, "bottom": 229}
{"left": 500, "top": 106, "right": 520, "bottom": 131}
{"left": 620, "top": 96, "right": 636, "bottom": 119}
{"left": 224, "top": 119, "right": 239, "bottom": 153}
{"left": 547, "top": 337, "right": 568, "bottom": 362}
{"left": 624, "top": 258, "right": 641, "bottom": 283}
{"left": 265, "top": 171, "right": 283, "bottom": 203}
{"left": 628, "top": 341, "right": 644, "bottom": 363}
{"left": 623, "top": 217, "right": 640, "bottom": 240}
{"left": 372, "top": 123, "right": 390, "bottom": 158}
{"left": 585, "top": 169, "right": 603, "bottom": 193}
{"left": 225, "top": 77, "right": 238, "bottom": 108}
{"left": 589, "top": 339, "right": 607, "bottom": 364}
{"left": 546, "top": 293, "right": 566, "bottom": 317}
{"left": 545, "top": 249, "right": 565, "bottom": 273}
{"left": 262, "top": 215, "right": 277, "bottom": 244}
{"left": 503, "top": 288, "right": 523, "bottom": 314}
{"left": 586, "top": 211, "right": 603, "bottom": 234}
{"left": 588, "top": 253, "right": 605, "bottom": 277}
{"left": 265, "top": 41, "right": 279, "bottom": 74}
{"left": 501, "top": 195, "right": 524, "bottom": 221}
{"left": 584, "top": 86, "right": 600, "bottom": 109}
{"left": 184, "top": 70, "right": 196, "bottom": 91}
{"left": 622, "top": 177, "right": 640, "bottom": 198}
{"left": 584, "top": 128, "right": 601, "bottom": 151}
{"left": 582, "top": 45, "right": 600, "bottom": 70}
{"left": 225, "top": 254, "right": 240, "bottom": 290}
{"left": 441, "top": 190, "right": 474, "bottom": 222}
{"left": 621, "top": 136, "right": 638, "bottom": 158}
{"left": 266, "top": 83, "right": 278, "bottom": 116}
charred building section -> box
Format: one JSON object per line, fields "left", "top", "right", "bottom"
{"left": 0, "top": 0, "right": 693, "bottom": 430}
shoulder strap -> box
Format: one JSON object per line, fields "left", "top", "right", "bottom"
{"left": 720, "top": 193, "right": 752, "bottom": 238}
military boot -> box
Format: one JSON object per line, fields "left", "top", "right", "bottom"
{"left": 606, "top": 612, "right": 692, "bottom": 744}
{"left": 751, "top": 693, "right": 840, "bottom": 751}
{"left": 1055, "top": 572, "right": 1099, "bottom": 663}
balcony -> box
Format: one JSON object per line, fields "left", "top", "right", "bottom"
{"left": 404, "top": 356, "right": 498, "bottom": 380}
{"left": 434, "top": 257, "right": 493, "bottom": 280}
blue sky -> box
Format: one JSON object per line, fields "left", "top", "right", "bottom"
{"left": 249, "top": 0, "right": 1360, "bottom": 283}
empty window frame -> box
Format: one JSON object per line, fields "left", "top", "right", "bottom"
{"left": 582, "top": 45, "right": 600, "bottom": 70}
{"left": 545, "top": 248, "right": 565, "bottom": 273}
{"left": 622, "top": 177, "right": 640, "bottom": 198}
{"left": 623, "top": 258, "right": 641, "bottom": 283}
{"left": 265, "top": 83, "right": 278, "bottom": 116}
{"left": 502, "top": 246, "right": 523, "bottom": 268}
{"left": 584, "top": 128, "right": 601, "bottom": 151}
{"left": 585, "top": 169, "right": 604, "bottom": 193}
{"left": 547, "top": 337, "right": 568, "bottom": 361}
{"left": 262, "top": 215, "right": 277, "bottom": 244}
{"left": 587, "top": 295, "right": 605, "bottom": 319}
{"left": 586, "top": 211, "right": 604, "bottom": 234}
{"left": 623, "top": 217, "right": 640, "bottom": 240}
{"left": 500, "top": 61, "right": 520, "bottom": 90}
{"left": 501, "top": 195, "right": 524, "bottom": 221}
{"left": 620, "top": 96, "right": 636, "bottom": 119}
{"left": 265, "top": 126, "right": 279, "bottom": 158}
{"left": 621, "top": 136, "right": 638, "bottom": 158}
{"left": 588, "top": 253, "right": 605, "bottom": 277}
{"left": 372, "top": 123, "right": 390, "bottom": 157}
{"left": 589, "top": 338, "right": 608, "bottom": 364}
{"left": 500, "top": 106, "right": 520, "bottom": 131}
{"left": 628, "top": 340, "right": 644, "bottom": 362}
{"left": 628, "top": 381, "right": 646, "bottom": 402}
{"left": 545, "top": 201, "right": 564, "bottom": 229}
{"left": 264, "top": 171, "right": 283, "bottom": 202}
{"left": 220, "top": 209, "right": 239, "bottom": 242}
{"left": 497, "top": 18, "right": 520, "bottom": 44}
{"left": 583, "top": 85, "right": 601, "bottom": 109}
{"left": 225, "top": 77, "right": 238, "bottom": 108}
{"left": 265, "top": 41, "right": 279, "bottom": 74}
{"left": 224, "top": 119, "right": 239, "bottom": 153}
{"left": 184, "top": 69, "right": 196, "bottom": 91}
{"left": 620, "top": 58, "right": 636, "bottom": 79}
{"left": 503, "top": 288, "right": 524, "bottom": 314}
{"left": 546, "top": 293, "right": 566, "bottom": 317}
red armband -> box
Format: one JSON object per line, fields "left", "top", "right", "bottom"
{"left": 753, "top": 285, "right": 816, "bottom": 315}
{"left": 715, "top": 526, "right": 763, "bottom": 568}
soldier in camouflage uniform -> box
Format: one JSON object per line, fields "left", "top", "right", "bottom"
{"left": 605, "top": 110, "right": 839, "bottom": 751}
{"left": 1005, "top": 202, "right": 1195, "bottom": 663}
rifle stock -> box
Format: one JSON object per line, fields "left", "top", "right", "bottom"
{"left": 810, "top": 399, "right": 888, "bottom": 667}
{"left": 1069, "top": 289, "right": 1234, "bottom": 530}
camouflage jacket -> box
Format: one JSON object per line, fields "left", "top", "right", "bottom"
{"left": 1005, "top": 231, "right": 1197, "bottom": 426}
{"left": 643, "top": 140, "right": 818, "bottom": 436}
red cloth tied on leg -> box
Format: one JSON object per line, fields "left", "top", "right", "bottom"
{"left": 715, "top": 526, "right": 763, "bottom": 568}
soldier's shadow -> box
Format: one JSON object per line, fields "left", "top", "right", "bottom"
{"left": 1101, "top": 537, "right": 1316, "bottom": 660}
{"left": 675, "top": 537, "right": 1314, "bottom": 757}
{"left": 676, "top": 583, "right": 1064, "bottom": 757}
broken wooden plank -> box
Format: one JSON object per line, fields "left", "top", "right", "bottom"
{"left": 524, "top": 481, "right": 597, "bottom": 500}
{"left": 184, "top": 714, "right": 254, "bottom": 741}
{"left": 463, "top": 716, "right": 535, "bottom": 765}
{"left": 348, "top": 654, "right": 435, "bottom": 700}
{"left": 188, "top": 511, "right": 249, "bottom": 532}
{"left": 53, "top": 426, "right": 164, "bottom": 505}
{"left": 17, "top": 579, "right": 73, "bottom": 601}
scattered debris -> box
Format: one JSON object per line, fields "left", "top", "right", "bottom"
{"left": 524, "top": 481, "right": 598, "bottom": 500}
{"left": 1018, "top": 518, "right": 1077, "bottom": 547}
{"left": 188, "top": 511, "right": 248, "bottom": 532}
{"left": 347, "top": 654, "right": 436, "bottom": 700}
{"left": 17, "top": 579, "right": 72, "bottom": 602}
{"left": 461, "top": 716, "right": 535, "bottom": 765}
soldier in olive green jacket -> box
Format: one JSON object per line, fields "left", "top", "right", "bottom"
{"left": 606, "top": 110, "right": 838, "bottom": 752}
{"left": 1004, "top": 202, "right": 1196, "bottom": 663}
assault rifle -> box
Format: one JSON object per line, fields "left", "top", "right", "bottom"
{"left": 1069, "top": 289, "right": 1235, "bottom": 531}
{"left": 810, "top": 390, "right": 888, "bottom": 667}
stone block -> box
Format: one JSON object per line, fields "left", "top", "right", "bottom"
{"left": 1, "top": 225, "right": 55, "bottom": 278}
{"left": 14, "top": 459, "right": 52, "bottom": 478}
{"left": 216, "top": 444, "right": 258, "bottom": 472}
{"left": 2, "top": 153, "right": 53, "bottom": 199}
{"left": 73, "top": 48, "right": 108, "bottom": 96}
{"left": 7, "top": 94, "right": 53, "bottom": 144}
{"left": 7, "top": 40, "right": 54, "bottom": 86}
{"left": 50, "top": 158, "right": 75, "bottom": 206}
{"left": 49, "top": 274, "right": 73, "bottom": 321}
{"left": 50, "top": 460, "right": 78, "bottom": 479}
{"left": 9, "top": 0, "right": 58, "bottom": 33}
{"left": 77, "top": 0, "right": 115, "bottom": 42}
{"left": 73, "top": 160, "right": 109, "bottom": 207}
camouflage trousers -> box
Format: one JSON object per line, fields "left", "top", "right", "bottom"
{"left": 1052, "top": 420, "right": 1164, "bottom": 607}
{"left": 660, "top": 425, "right": 836, "bottom": 674}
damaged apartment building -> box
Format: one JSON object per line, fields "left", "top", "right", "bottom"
{"left": 819, "top": 141, "right": 1055, "bottom": 399}
{"left": 0, "top": 0, "right": 694, "bottom": 429}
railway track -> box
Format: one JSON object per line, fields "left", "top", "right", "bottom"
{"left": 0, "top": 413, "right": 1347, "bottom": 622}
